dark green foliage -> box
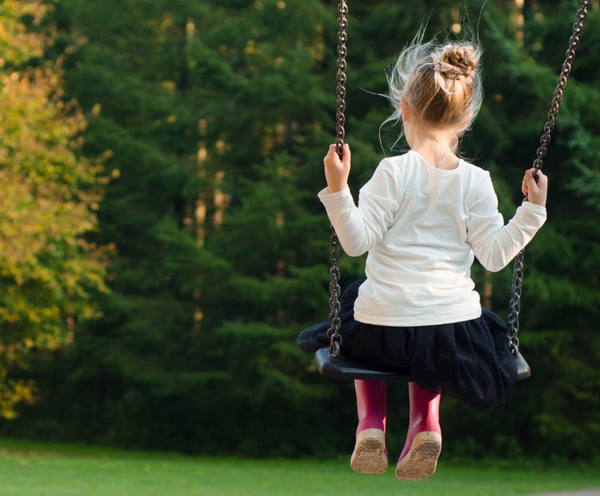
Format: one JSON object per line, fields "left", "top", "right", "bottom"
{"left": 3, "top": 0, "right": 600, "bottom": 461}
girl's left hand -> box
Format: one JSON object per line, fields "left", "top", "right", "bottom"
{"left": 324, "top": 143, "right": 351, "bottom": 193}
{"left": 521, "top": 168, "right": 548, "bottom": 207}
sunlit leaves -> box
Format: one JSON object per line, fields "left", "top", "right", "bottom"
{"left": 0, "top": 0, "right": 106, "bottom": 418}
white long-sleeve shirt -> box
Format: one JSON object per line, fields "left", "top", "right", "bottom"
{"left": 318, "top": 150, "right": 547, "bottom": 326}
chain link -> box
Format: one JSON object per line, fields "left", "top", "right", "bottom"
{"left": 507, "top": 249, "right": 524, "bottom": 355}
{"left": 327, "top": 0, "right": 348, "bottom": 358}
{"left": 508, "top": 0, "right": 589, "bottom": 354}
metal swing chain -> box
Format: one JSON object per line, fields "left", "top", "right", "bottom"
{"left": 507, "top": 0, "right": 590, "bottom": 355}
{"left": 327, "top": 0, "right": 349, "bottom": 358}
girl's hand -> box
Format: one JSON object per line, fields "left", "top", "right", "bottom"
{"left": 521, "top": 168, "right": 548, "bottom": 207}
{"left": 324, "top": 143, "right": 351, "bottom": 193}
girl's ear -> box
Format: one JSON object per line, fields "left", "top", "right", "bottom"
{"left": 400, "top": 98, "right": 411, "bottom": 122}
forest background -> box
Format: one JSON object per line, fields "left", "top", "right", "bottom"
{"left": 0, "top": 0, "right": 598, "bottom": 462}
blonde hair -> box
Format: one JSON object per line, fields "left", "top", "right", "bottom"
{"left": 383, "top": 32, "right": 483, "bottom": 152}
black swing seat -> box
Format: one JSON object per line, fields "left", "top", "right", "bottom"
{"left": 315, "top": 347, "right": 531, "bottom": 382}
{"left": 315, "top": 347, "right": 412, "bottom": 381}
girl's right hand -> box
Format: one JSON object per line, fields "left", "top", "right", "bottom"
{"left": 324, "top": 143, "right": 351, "bottom": 193}
{"left": 521, "top": 168, "right": 548, "bottom": 207}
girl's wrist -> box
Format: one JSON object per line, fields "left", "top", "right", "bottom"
{"left": 529, "top": 196, "right": 547, "bottom": 207}
{"left": 327, "top": 183, "right": 348, "bottom": 194}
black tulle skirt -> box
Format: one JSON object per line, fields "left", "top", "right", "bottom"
{"left": 296, "top": 280, "right": 518, "bottom": 412}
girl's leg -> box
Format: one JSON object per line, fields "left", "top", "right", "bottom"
{"left": 395, "top": 382, "right": 442, "bottom": 481}
{"left": 350, "top": 379, "right": 388, "bottom": 474}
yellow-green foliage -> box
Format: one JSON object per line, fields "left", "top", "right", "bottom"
{"left": 0, "top": 1, "right": 107, "bottom": 418}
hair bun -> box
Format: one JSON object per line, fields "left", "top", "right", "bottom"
{"left": 440, "top": 45, "right": 478, "bottom": 77}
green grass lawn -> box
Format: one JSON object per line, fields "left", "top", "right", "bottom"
{"left": 0, "top": 439, "right": 599, "bottom": 496}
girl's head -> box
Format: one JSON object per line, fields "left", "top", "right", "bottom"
{"left": 385, "top": 34, "right": 483, "bottom": 152}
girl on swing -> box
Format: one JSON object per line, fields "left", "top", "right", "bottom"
{"left": 297, "top": 36, "right": 548, "bottom": 480}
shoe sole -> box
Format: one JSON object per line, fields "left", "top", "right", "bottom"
{"left": 350, "top": 428, "right": 387, "bottom": 474}
{"left": 395, "top": 431, "right": 442, "bottom": 481}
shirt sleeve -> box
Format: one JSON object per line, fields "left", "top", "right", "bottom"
{"left": 317, "top": 159, "right": 400, "bottom": 257}
{"left": 466, "top": 172, "right": 547, "bottom": 272}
